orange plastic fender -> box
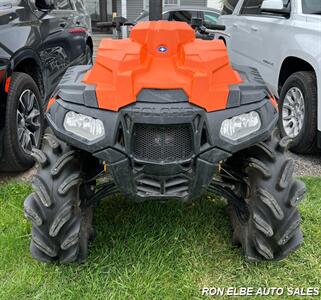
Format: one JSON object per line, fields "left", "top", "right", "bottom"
{"left": 83, "top": 21, "right": 242, "bottom": 112}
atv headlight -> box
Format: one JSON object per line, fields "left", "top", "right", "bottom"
{"left": 220, "top": 111, "right": 261, "bottom": 141}
{"left": 64, "top": 111, "right": 105, "bottom": 141}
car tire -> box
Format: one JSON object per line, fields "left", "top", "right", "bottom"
{"left": 278, "top": 71, "right": 317, "bottom": 154}
{"left": 0, "top": 72, "right": 44, "bottom": 172}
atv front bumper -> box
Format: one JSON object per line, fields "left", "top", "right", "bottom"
{"left": 47, "top": 98, "right": 278, "bottom": 201}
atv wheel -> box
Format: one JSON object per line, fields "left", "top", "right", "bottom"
{"left": 24, "top": 133, "right": 94, "bottom": 264}
{"left": 0, "top": 72, "right": 44, "bottom": 172}
{"left": 278, "top": 71, "right": 317, "bottom": 154}
{"left": 227, "top": 130, "right": 306, "bottom": 261}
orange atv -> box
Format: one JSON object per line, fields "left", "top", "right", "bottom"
{"left": 24, "top": 1, "right": 305, "bottom": 264}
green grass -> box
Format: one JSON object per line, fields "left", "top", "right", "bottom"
{"left": 0, "top": 178, "right": 320, "bottom": 300}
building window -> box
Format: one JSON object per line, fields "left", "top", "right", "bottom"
{"left": 144, "top": 0, "right": 180, "bottom": 9}
{"left": 164, "top": 0, "right": 180, "bottom": 5}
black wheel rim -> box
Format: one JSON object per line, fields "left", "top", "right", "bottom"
{"left": 16, "top": 89, "right": 41, "bottom": 154}
{"left": 282, "top": 87, "right": 305, "bottom": 138}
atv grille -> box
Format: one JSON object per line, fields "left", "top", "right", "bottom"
{"left": 133, "top": 124, "right": 193, "bottom": 162}
{"left": 136, "top": 175, "right": 190, "bottom": 198}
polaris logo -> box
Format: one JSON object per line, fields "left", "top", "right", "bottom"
{"left": 125, "top": 106, "right": 195, "bottom": 117}
{"left": 158, "top": 46, "right": 168, "bottom": 53}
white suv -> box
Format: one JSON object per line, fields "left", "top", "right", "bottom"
{"left": 218, "top": 0, "right": 321, "bottom": 153}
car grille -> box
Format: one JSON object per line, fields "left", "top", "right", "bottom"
{"left": 133, "top": 124, "right": 193, "bottom": 162}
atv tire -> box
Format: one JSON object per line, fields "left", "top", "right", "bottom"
{"left": 24, "top": 133, "right": 94, "bottom": 264}
{"left": 227, "top": 130, "right": 306, "bottom": 261}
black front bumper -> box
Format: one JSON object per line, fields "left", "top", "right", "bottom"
{"left": 47, "top": 98, "right": 278, "bottom": 201}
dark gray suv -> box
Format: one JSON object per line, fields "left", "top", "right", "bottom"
{"left": 0, "top": 0, "right": 92, "bottom": 172}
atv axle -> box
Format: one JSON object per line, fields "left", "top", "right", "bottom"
{"left": 207, "top": 181, "right": 248, "bottom": 214}
{"left": 84, "top": 181, "right": 119, "bottom": 208}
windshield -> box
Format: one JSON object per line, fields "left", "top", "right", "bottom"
{"left": 302, "top": 0, "right": 321, "bottom": 14}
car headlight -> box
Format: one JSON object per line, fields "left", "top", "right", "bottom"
{"left": 220, "top": 111, "right": 261, "bottom": 141}
{"left": 64, "top": 111, "right": 105, "bottom": 141}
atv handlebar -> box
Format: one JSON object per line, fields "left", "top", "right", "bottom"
{"left": 190, "top": 18, "right": 227, "bottom": 38}
{"left": 96, "top": 18, "right": 135, "bottom": 30}
{"left": 96, "top": 22, "right": 136, "bottom": 28}
{"left": 96, "top": 22, "right": 114, "bottom": 28}
{"left": 203, "top": 22, "right": 226, "bottom": 31}
{"left": 97, "top": 16, "right": 227, "bottom": 39}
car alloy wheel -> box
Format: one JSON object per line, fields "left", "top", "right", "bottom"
{"left": 17, "top": 89, "right": 41, "bottom": 154}
{"left": 282, "top": 87, "right": 305, "bottom": 138}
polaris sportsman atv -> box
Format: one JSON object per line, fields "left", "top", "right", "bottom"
{"left": 24, "top": 0, "right": 306, "bottom": 264}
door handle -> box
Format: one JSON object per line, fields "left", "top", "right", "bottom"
{"left": 251, "top": 26, "right": 259, "bottom": 32}
{"left": 232, "top": 23, "right": 238, "bottom": 28}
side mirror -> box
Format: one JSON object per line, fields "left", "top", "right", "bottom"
{"left": 261, "top": 0, "right": 284, "bottom": 10}
{"left": 261, "top": 0, "right": 290, "bottom": 16}
{"left": 35, "top": 0, "right": 54, "bottom": 10}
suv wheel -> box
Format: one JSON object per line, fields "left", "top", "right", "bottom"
{"left": 0, "top": 72, "right": 44, "bottom": 172}
{"left": 278, "top": 71, "right": 317, "bottom": 154}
